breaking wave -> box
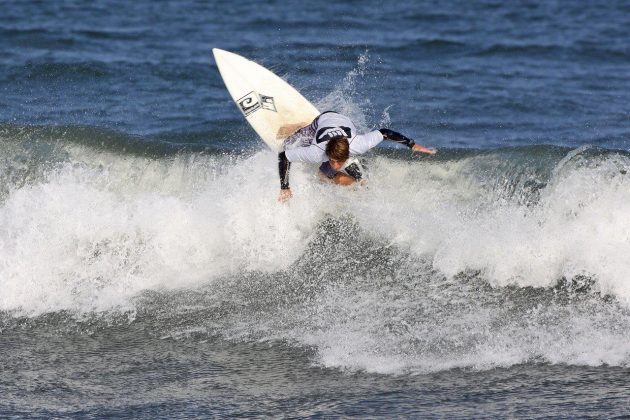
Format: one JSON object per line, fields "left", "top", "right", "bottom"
{"left": 2, "top": 124, "right": 630, "bottom": 374}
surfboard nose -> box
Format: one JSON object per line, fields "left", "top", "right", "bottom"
{"left": 212, "top": 48, "right": 232, "bottom": 62}
{"left": 212, "top": 48, "right": 319, "bottom": 150}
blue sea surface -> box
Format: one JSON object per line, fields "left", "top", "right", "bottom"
{"left": 1, "top": 0, "right": 630, "bottom": 417}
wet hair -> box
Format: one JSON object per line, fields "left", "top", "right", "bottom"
{"left": 325, "top": 136, "right": 350, "bottom": 162}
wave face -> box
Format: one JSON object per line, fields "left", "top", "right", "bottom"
{"left": 2, "top": 126, "right": 630, "bottom": 374}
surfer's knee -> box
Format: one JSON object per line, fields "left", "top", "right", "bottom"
{"left": 333, "top": 173, "right": 357, "bottom": 186}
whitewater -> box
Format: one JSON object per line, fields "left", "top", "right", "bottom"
{"left": 3, "top": 122, "right": 630, "bottom": 377}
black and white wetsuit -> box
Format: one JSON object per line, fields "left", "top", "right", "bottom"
{"left": 278, "top": 111, "right": 417, "bottom": 189}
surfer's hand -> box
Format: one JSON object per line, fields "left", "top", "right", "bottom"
{"left": 278, "top": 188, "right": 292, "bottom": 203}
{"left": 412, "top": 144, "right": 437, "bottom": 155}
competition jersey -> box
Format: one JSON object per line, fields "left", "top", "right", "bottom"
{"left": 283, "top": 112, "right": 384, "bottom": 163}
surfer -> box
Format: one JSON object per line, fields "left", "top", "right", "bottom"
{"left": 278, "top": 111, "right": 436, "bottom": 201}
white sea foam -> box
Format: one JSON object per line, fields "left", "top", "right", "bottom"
{"left": 424, "top": 152, "right": 630, "bottom": 299}
{"left": 3, "top": 138, "right": 630, "bottom": 373}
{"left": 4, "top": 66, "right": 630, "bottom": 374}
{"left": 2, "top": 144, "right": 630, "bottom": 310}
{"left": 0, "top": 147, "right": 325, "bottom": 314}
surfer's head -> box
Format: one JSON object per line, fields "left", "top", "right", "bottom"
{"left": 326, "top": 135, "right": 350, "bottom": 171}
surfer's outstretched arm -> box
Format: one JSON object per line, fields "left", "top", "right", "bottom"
{"left": 278, "top": 151, "right": 292, "bottom": 202}
{"left": 379, "top": 128, "right": 436, "bottom": 154}
{"left": 350, "top": 129, "right": 436, "bottom": 155}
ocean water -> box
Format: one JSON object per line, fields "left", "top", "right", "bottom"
{"left": 2, "top": 0, "right": 630, "bottom": 417}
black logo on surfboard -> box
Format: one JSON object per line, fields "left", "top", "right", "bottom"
{"left": 260, "top": 95, "right": 277, "bottom": 112}
{"left": 237, "top": 92, "right": 277, "bottom": 117}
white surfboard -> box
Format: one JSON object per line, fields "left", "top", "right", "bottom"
{"left": 212, "top": 48, "right": 320, "bottom": 151}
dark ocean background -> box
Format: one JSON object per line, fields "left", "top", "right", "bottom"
{"left": 2, "top": 0, "right": 630, "bottom": 417}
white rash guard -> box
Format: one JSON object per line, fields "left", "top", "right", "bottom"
{"left": 283, "top": 111, "right": 384, "bottom": 163}
{"left": 278, "top": 111, "right": 419, "bottom": 189}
